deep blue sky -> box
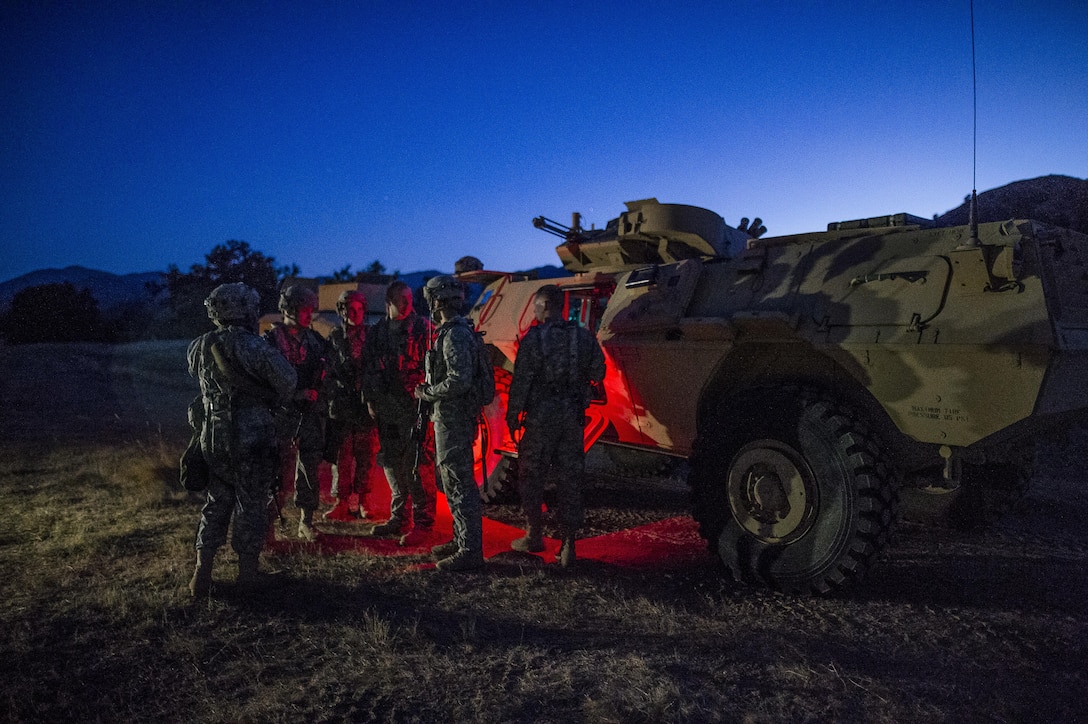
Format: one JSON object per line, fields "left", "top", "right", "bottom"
{"left": 2, "top": 1, "right": 1085, "bottom": 283}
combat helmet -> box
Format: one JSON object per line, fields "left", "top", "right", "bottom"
{"left": 335, "top": 289, "right": 367, "bottom": 325}
{"left": 454, "top": 255, "right": 484, "bottom": 274}
{"left": 423, "top": 275, "right": 464, "bottom": 319}
{"left": 278, "top": 284, "right": 319, "bottom": 318}
{"left": 205, "top": 283, "right": 260, "bottom": 327}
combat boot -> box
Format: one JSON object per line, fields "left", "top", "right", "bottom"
{"left": 298, "top": 509, "right": 318, "bottom": 542}
{"left": 399, "top": 526, "right": 432, "bottom": 548}
{"left": 559, "top": 535, "right": 576, "bottom": 568}
{"left": 435, "top": 549, "right": 485, "bottom": 572}
{"left": 431, "top": 540, "right": 459, "bottom": 559}
{"left": 323, "top": 498, "right": 355, "bottom": 522}
{"left": 511, "top": 525, "right": 545, "bottom": 553}
{"left": 236, "top": 552, "right": 261, "bottom": 588}
{"left": 189, "top": 549, "right": 214, "bottom": 598}
{"left": 370, "top": 518, "right": 405, "bottom": 537}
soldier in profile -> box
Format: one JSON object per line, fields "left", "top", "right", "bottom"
{"left": 264, "top": 284, "right": 326, "bottom": 542}
{"left": 415, "top": 275, "right": 486, "bottom": 571}
{"left": 364, "top": 280, "right": 436, "bottom": 546}
{"left": 506, "top": 284, "right": 605, "bottom": 567}
{"left": 323, "top": 290, "right": 375, "bottom": 522}
{"left": 186, "top": 282, "right": 296, "bottom": 597}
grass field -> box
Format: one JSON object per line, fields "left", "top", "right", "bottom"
{"left": 1, "top": 341, "right": 1086, "bottom": 722}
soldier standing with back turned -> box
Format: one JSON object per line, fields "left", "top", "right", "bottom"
{"left": 506, "top": 284, "right": 606, "bottom": 567}
{"left": 414, "top": 275, "right": 486, "bottom": 571}
{"left": 187, "top": 283, "right": 296, "bottom": 598}
{"left": 264, "top": 284, "right": 327, "bottom": 542}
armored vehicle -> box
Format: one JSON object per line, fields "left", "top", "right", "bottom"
{"left": 465, "top": 198, "right": 1088, "bottom": 593}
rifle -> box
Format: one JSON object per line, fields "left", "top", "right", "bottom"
{"left": 411, "top": 397, "right": 431, "bottom": 481}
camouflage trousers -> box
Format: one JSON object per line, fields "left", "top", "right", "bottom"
{"left": 195, "top": 445, "right": 276, "bottom": 556}
{"left": 277, "top": 410, "right": 324, "bottom": 512}
{"left": 330, "top": 421, "right": 375, "bottom": 500}
{"left": 433, "top": 411, "right": 482, "bottom": 553}
{"left": 517, "top": 408, "right": 586, "bottom": 533}
{"left": 375, "top": 400, "right": 436, "bottom": 529}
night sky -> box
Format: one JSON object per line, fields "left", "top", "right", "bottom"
{"left": 2, "top": 1, "right": 1085, "bottom": 283}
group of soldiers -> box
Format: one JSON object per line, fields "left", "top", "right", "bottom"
{"left": 185, "top": 268, "right": 605, "bottom": 598}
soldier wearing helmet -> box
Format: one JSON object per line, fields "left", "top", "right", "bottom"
{"left": 323, "top": 289, "right": 377, "bottom": 523}
{"left": 186, "top": 283, "right": 297, "bottom": 597}
{"left": 414, "top": 275, "right": 486, "bottom": 571}
{"left": 363, "top": 281, "right": 436, "bottom": 546}
{"left": 264, "top": 283, "right": 327, "bottom": 542}
{"left": 453, "top": 255, "right": 485, "bottom": 316}
{"left": 505, "top": 284, "right": 606, "bottom": 568}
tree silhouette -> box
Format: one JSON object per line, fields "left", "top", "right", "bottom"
{"left": 159, "top": 240, "right": 282, "bottom": 338}
{"left": 0, "top": 282, "right": 110, "bottom": 344}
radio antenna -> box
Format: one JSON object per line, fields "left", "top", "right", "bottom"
{"left": 966, "top": 0, "right": 980, "bottom": 246}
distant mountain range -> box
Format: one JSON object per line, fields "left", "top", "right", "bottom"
{"left": 2, "top": 175, "right": 1084, "bottom": 313}
{"left": 0, "top": 266, "right": 166, "bottom": 312}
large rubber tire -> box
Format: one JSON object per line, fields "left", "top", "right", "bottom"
{"left": 689, "top": 386, "right": 898, "bottom": 594}
{"left": 480, "top": 455, "right": 519, "bottom": 504}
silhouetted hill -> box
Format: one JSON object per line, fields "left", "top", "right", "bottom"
{"left": 935, "top": 174, "right": 1088, "bottom": 234}
{"left": 0, "top": 266, "right": 164, "bottom": 312}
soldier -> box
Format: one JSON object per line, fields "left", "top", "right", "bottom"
{"left": 187, "top": 283, "right": 296, "bottom": 598}
{"left": 363, "top": 280, "right": 436, "bottom": 546}
{"left": 323, "top": 289, "right": 376, "bottom": 522}
{"left": 414, "top": 275, "right": 486, "bottom": 571}
{"left": 264, "top": 284, "right": 326, "bottom": 542}
{"left": 506, "top": 284, "right": 606, "bottom": 567}
{"left": 453, "top": 254, "right": 485, "bottom": 316}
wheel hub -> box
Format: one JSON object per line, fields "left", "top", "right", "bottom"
{"left": 727, "top": 440, "right": 817, "bottom": 543}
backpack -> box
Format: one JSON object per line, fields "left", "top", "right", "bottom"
{"left": 474, "top": 329, "right": 496, "bottom": 407}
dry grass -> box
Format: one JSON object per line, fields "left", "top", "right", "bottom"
{"left": 0, "top": 341, "right": 1086, "bottom": 722}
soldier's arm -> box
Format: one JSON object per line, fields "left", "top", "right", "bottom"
{"left": 506, "top": 328, "right": 538, "bottom": 416}
{"left": 418, "top": 325, "right": 475, "bottom": 401}
{"left": 586, "top": 330, "right": 606, "bottom": 384}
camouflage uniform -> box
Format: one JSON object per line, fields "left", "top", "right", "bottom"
{"left": 364, "top": 312, "right": 435, "bottom": 531}
{"left": 507, "top": 319, "right": 606, "bottom": 537}
{"left": 417, "top": 314, "right": 484, "bottom": 560}
{"left": 264, "top": 322, "right": 326, "bottom": 515}
{"left": 324, "top": 323, "right": 374, "bottom": 510}
{"left": 188, "top": 315, "right": 296, "bottom": 557}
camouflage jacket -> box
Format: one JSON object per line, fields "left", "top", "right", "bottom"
{"left": 324, "top": 325, "right": 369, "bottom": 422}
{"left": 189, "top": 325, "right": 298, "bottom": 411}
{"left": 417, "top": 315, "right": 479, "bottom": 417}
{"left": 187, "top": 325, "right": 297, "bottom": 462}
{"left": 363, "top": 312, "right": 432, "bottom": 403}
{"left": 507, "top": 320, "right": 606, "bottom": 419}
{"left": 263, "top": 323, "right": 326, "bottom": 401}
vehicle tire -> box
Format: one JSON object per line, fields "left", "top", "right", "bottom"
{"left": 603, "top": 445, "right": 678, "bottom": 477}
{"left": 689, "top": 386, "right": 898, "bottom": 594}
{"left": 480, "top": 455, "right": 519, "bottom": 504}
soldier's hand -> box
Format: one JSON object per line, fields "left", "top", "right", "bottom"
{"left": 506, "top": 413, "right": 521, "bottom": 434}
{"left": 366, "top": 402, "right": 377, "bottom": 420}
{"left": 413, "top": 385, "right": 428, "bottom": 401}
